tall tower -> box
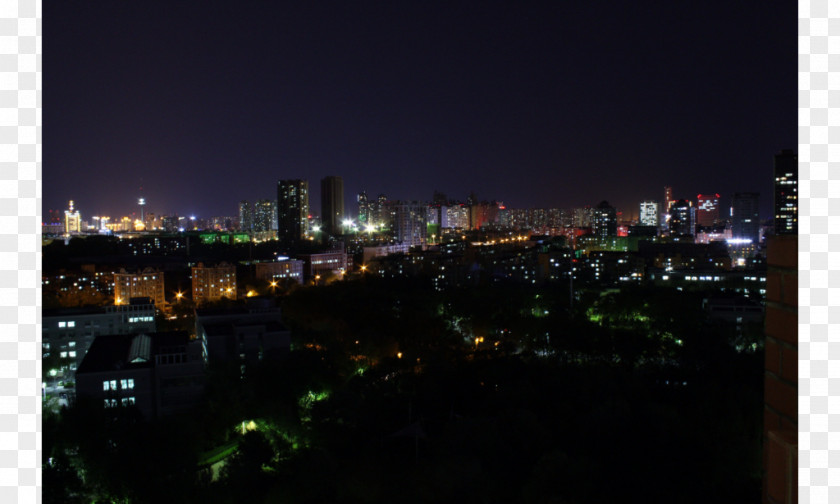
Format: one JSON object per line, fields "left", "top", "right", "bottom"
{"left": 357, "top": 191, "right": 370, "bottom": 224}
{"left": 773, "top": 149, "right": 797, "bottom": 235}
{"left": 277, "top": 180, "right": 309, "bottom": 243}
{"left": 254, "top": 199, "right": 277, "bottom": 239}
{"left": 64, "top": 200, "right": 81, "bottom": 234}
{"left": 321, "top": 176, "right": 345, "bottom": 236}
{"left": 238, "top": 200, "right": 254, "bottom": 233}
{"left": 662, "top": 186, "right": 674, "bottom": 228}
{"left": 732, "top": 193, "right": 760, "bottom": 242}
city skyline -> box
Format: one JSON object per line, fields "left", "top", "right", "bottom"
{"left": 45, "top": 2, "right": 795, "bottom": 219}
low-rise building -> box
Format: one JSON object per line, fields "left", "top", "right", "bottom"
{"left": 75, "top": 331, "right": 204, "bottom": 419}
{"left": 114, "top": 267, "right": 165, "bottom": 307}
{"left": 192, "top": 262, "right": 237, "bottom": 304}
{"left": 298, "top": 250, "right": 352, "bottom": 281}
{"left": 195, "top": 298, "right": 291, "bottom": 368}
{"left": 43, "top": 298, "right": 156, "bottom": 386}
{"left": 254, "top": 259, "right": 304, "bottom": 284}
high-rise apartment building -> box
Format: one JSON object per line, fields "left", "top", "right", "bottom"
{"left": 277, "top": 179, "right": 309, "bottom": 243}
{"left": 732, "top": 192, "right": 760, "bottom": 243}
{"left": 394, "top": 202, "right": 428, "bottom": 246}
{"left": 639, "top": 201, "right": 659, "bottom": 227}
{"left": 668, "top": 199, "right": 696, "bottom": 238}
{"left": 238, "top": 200, "right": 253, "bottom": 233}
{"left": 773, "top": 149, "right": 797, "bottom": 235}
{"left": 469, "top": 202, "right": 500, "bottom": 230}
{"left": 696, "top": 194, "right": 721, "bottom": 227}
{"left": 372, "top": 194, "right": 389, "bottom": 228}
{"left": 591, "top": 201, "right": 617, "bottom": 238}
{"left": 444, "top": 205, "right": 470, "bottom": 229}
{"left": 357, "top": 191, "right": 370, "bottom": 224}
{"left": 573, "top": 207, "right": 594, "bottom": 228}
{"left": 253, "top": 199, "right": 277, "bottom": 240}
{"left": 321, "top": 176, "right": 345, "bottom": 236}
{"left": 191, "top": 262, "right": 237, "bottom": 304}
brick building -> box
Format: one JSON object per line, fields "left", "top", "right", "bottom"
{"left": 763, "top": 235, "right": 797, "bottom": 504}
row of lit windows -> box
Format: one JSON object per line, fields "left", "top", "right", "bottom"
{"left": 128, "top": 316, "right": 155, "bottom": 323}
{"left": 103, "top": 379, "right": 135, "bottom": 391}
{"left": 57, "top": 321, "right": 76, "bottom": 328}
{"left": 104, "top": 397, "right": 135, "bottom": 408}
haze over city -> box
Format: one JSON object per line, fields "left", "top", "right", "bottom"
{"left": 45, "top": 2, "right": 795, "bottom": 219}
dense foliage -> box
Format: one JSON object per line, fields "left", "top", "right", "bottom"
{"left": 45, "top": 277, "right": 764, "bottom": 503}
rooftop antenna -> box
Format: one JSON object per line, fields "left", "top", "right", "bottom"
{"left": 138, "top": 179, "right": 145, "bottom": 222}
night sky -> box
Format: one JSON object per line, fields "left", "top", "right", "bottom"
{"left": 45, "top": 1, "right": 796, "bottom": 221}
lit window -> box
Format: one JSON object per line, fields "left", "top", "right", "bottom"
{"left": 58, "top": 322, "right": 66, "bottom": 328}
{"left": 60, "top": 352, "right": 67, "bottom": 358}
{"left": 120, "top": 379, "right": 134, "bottom": 390}
{"left": 68, "top": 341, "right": 76, "bottom": 348}
{"left": 68, "top": 321, "right": 75, "bottom": 328}
{"left": 121, "top": 397, "right": 135, "bottom": 406}
{"left": 103, "top": 381, "right": 111, "bottom": 391}
{"left": 68, "top": 351, "right": 76, "bottom": 358}
{"left": 110, "top": 380, "right": 117, "bottom": 390}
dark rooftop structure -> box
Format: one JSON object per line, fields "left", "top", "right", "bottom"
{"left": 75, "top": 331, "right": 204, "bottom": 418}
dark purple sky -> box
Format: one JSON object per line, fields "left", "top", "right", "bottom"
{"left": 45, "top": 1, "right": 796, "bottom": 221}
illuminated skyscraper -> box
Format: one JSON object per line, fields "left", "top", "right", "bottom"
{"left": 254, "top": 199, "right": 277, "bottom": 240}
{"left": 394, "top": 202, "right": 428, "bottom": 246}
{"left": 277, "top": 179, "right": 309, "bottom": 243}
{"left": 357, "top": 191, "right": 370, "bottom": 224}
{"left": 64, "top": 200, "right": 81, "bottom": 234}
{"left": 662, "top": 186, "right": 674, "bottom": 228}
{"left": 238, "top": 200, "right": 253, "bottom": 233}
{"left": 591, "top": 201, "right": 617, "bottom": 238}
{"left": 321, "top": 176, "right": 345, "bottom": 236}
{"left": 639, "top": 201, "right": 659, "bottom": 227}
{"left": 668, "top": 199, "right": 696, "bottom": 237}
{"left": 773, "top": 149, "right": 797, "bottom": 235}
{"left": 732, "top": 192, "right": 760, "bottom": 242}
{"left": 696, "top": 194, "right": 720, "bottom": 227}
{"left": 372, "top": 194, "right": 389, "bottom": 228}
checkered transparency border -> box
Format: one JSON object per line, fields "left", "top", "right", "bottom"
{"left": 0, "top": 0, "right": 39, "bottom": 503}
{"left": 800, "top": 0, "right": 839, "bottom": 502}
